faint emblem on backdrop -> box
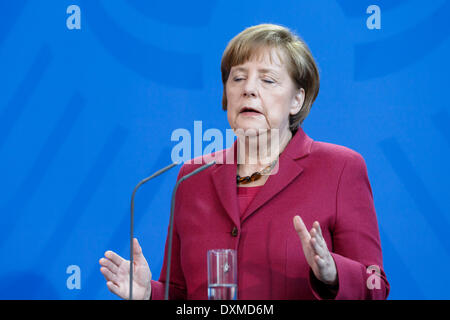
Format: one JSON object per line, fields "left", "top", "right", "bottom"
{"left": 76, "top": 0, "right": 218, "bottom": 89}
{"left": 335, "top": 0, "right": 450, "bottom": 80}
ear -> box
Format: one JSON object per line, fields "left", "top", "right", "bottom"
{"left": 290, "top": 88, "right": 305, "bottom": 116}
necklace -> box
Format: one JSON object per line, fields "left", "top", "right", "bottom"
{"left": 236, "top": 159, "right": 278, "bottom": 184}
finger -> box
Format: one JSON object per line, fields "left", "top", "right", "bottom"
{"left": 105, "top": 250, "right": 125, "bottom": 267}
{"left": 100, "top": 266, "right": 118, "bottom": 284}
{"left": 106, "top": 281, "right": 121, "bottom": 297}
{"left": 311, "top": 236, "right": 326, "bottom": 258}
{"left": 310, "top": 228, "right": 324, "bottom": 249}
{"left": 134, "top": 238, "right": 149, "bottom": 267}
{"left": 293, "top": 216, "right": 311, "bottom": 244}
{"left": 313, "top": 221, "right": 328, "bottom": 249}
{"left": 313, "top": 221, "right": 323, "bottom": 237}
{"left": 99, "top": 258, "right": 119, "bottom": 274}
{"left": 314, "top": 255, "right": 326, "bottom": 269}
{"left": 134, "top": 238, "right": 143, "bottom": 257}
{"left": 310, "top": 227, "right": 316, "bottom": 238}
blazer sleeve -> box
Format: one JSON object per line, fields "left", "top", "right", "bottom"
{"left": 309, "top": 152, "right": 390, "bottom": 300}
{"left": 150, "top": 165, "right": 187, "bottom": 300}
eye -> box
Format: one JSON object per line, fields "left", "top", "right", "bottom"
{"left": 233, "top": 77, "right": 244, "bottom": 82}
{"left": 263, "top": 79, "right": 275, "bottom": 84}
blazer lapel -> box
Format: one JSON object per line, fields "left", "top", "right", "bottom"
{"left": 209, "top": 127, "right": 313, "bottom": 227}
{"left": 241, "top": 127, "right": 313, "bottom": 223}
{"left": 211, "top": 142, "right": 240, "bottom": 228}
{"left": 240, "top": 155, "right": 303, "bottom": 223}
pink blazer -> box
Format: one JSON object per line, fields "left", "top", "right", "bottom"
{"left": 151, "top": 127, "right": 390, "bottom": 300}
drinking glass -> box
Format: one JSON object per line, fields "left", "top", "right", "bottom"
{"left": 207, "top": 249, "right": 237, "bottom": 300}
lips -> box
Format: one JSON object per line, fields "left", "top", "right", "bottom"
{"left": 240, "top": 106, "right": 262, "bottom": 114}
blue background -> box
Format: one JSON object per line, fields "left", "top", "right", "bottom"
{"left": 1, "top": 0, "right": 449, "bottom": 299}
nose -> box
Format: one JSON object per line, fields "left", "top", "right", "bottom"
{"left": 243, "top": 90, "right": 256, "bottom": 98}
{"left": 243, "top": 77, "right": 257, "bottom": 98}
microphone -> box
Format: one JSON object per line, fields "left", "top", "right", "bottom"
{"left": 164, "top": 160, "right": 216, "bottom": 300}
{"left": 129, "top": 162, "right": 179, "bottom": 300}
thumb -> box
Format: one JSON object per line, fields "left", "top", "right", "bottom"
{"left": 133, "top": 238, "right": 143, "bottom": 258}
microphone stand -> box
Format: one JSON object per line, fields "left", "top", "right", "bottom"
{"left": 164, "top": 161, "right": 216, "bottom": 300}
{"left": 129, "top": 162, "right": 179, "bottom": 300}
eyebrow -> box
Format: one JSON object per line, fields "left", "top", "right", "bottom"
{"left": 231, "top": 67, "right": 279, "bottom": 74}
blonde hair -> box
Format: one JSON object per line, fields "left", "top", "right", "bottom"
{"left": 221, "top": 24, "right": 320, "bottom": 131}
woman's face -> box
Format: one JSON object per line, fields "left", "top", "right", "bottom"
{"left": 225, "top": 47, "right": 305, "bottom": 137}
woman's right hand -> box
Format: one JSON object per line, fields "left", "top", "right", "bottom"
{"left": 99, "top": 238, "right": 152, "bottom": 300}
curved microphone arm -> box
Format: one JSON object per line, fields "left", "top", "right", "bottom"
{"left": 129, "top": 162, "right": 180, "bottom": 300}
{"left": 164, "top": 160, "right": 216, "bottom": 300}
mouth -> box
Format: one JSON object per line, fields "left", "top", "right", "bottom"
{"left": 239, "top": 106, "right": 263, "bottom": 116}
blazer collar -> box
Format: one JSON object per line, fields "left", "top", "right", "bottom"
{"left": 283, "top": 126, "right": 314, "bottom": 160}
{"left": 211, "top": 127, "right": 314, "bottom": 227}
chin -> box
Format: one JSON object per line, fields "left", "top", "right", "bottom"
{"left": 233, "top": 126, "right": 269, "bottom": 137}
{"left": 234, "top": 117, "right": 267, "bottom": 132}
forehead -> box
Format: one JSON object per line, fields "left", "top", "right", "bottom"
{"left": 230, "top": 46, "right": 287, "bottom": 71}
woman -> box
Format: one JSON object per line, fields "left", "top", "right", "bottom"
{"left": 99, "top": 24, "right": 390, "bottom": 300}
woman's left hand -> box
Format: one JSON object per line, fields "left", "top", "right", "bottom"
{"left": 293, "top": 215, "right": 338, "bottom": 286}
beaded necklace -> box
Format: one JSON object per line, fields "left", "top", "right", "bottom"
{"left": 236, "top": 159, "right": 278, "bottom": 185}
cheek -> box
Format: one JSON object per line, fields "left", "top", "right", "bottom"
{"left": 226, "top": 102, "right": 238, "bottom": 126}
{"left": 265, "top": 110, "right": 285, "bottom": 127}
{"left": 263, "top": 94, "right": 291, "bottom": 120}
{"left": 226, "top": 85, "right": 239, "bottom": 104}
{"left": 225, "top": 87, "right": 240, "bottom": 112}
{"left": 226, "top": 109, "right": 233, "bottom": 123}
